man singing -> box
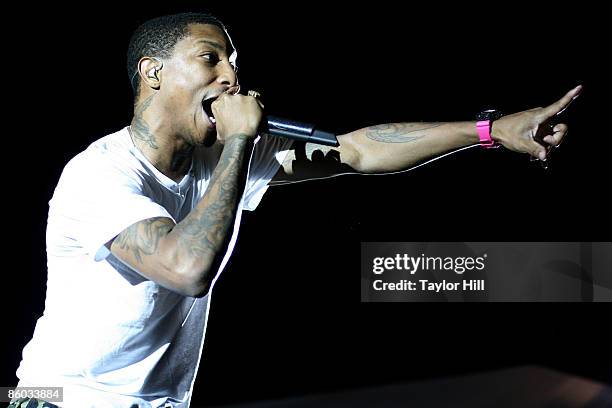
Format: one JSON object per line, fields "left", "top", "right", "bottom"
{"left": 12, "top": 12, "right": 581, "bottom": 408}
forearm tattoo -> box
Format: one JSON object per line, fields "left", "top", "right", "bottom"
{"left": 131, "top": 95, "right": 159, "bottom": 149}
{"left": 173, "top": 135, "right": 249, "bottom": 258}
{"left": 113, "top": 136, "right": 248, "bottom": 271}
{"left": 365, "top": 123, "right": 442, "bottom": 143}
{"left": 114, "top": 217, "right": 174, "bottom": 264}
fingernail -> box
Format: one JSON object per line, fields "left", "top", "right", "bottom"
{"left": 539, "top": 151, "right": 547, "bottom": 161}
{"left": 573, "top": 85, "right": 583, "bottom": 96}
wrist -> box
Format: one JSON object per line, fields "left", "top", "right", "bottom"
{"left": 468, "top": 121, "right": 481, "bottom": 144}
{"left": 225, "top": 132, "right": 250, "bottom": 140}
{"left": 490, "top": 119, "right": 502, "bottom": 143}
{"left": 476, "top": 109, "right": 504, "bottom": 148}
{"left": 220, "top": 132, "right": 252, "bottom": 145}
{"left": 451, "top": 122, "right": 482, "bottom": 144}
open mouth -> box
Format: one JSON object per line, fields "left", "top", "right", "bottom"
{"left": 201, "top": 98, "right": 217, "bottom": 125}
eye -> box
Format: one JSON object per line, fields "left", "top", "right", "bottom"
{"left": 201, "top": 53, "right": 220, "bottom": 64}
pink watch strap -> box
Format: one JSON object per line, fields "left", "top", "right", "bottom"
{"left": 477, "top": 120, "right": 497, "bottom": 148}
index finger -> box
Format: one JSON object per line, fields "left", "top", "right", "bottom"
{"left": 540, "top": 85, "right": 583, "bottom": 119}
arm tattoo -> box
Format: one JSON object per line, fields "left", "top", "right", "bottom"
{"left": 114, "top": 217, "right": 174, "bottom": 264}
{"left": 366, "top": 123, "right": 442, "bottom": 143}
{"left": 131, "top": 95, "right": 159, "bottom": 149}
{"left": 172, "top": 134, "right": 249, "bottom": 259}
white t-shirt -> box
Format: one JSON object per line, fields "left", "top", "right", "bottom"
{"left": 16, "top": 127, "right": 292, "bottom": 407}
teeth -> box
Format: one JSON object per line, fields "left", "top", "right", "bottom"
{"left": 202, "top": 104, "right": 216, "bottom": 126}
{"left": 202, "top": 99, "right": 216, "bottom": 125}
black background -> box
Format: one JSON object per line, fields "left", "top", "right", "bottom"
{"left": 5, "top": 1, "right": 610, "bottom": 406}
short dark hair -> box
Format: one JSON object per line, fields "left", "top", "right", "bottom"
{"left": 127, "top": 12, "right": 228, "bottom": 97}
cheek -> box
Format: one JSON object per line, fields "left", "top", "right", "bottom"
{"left": 165, "top": 63, "right": 208, "bottom": 96}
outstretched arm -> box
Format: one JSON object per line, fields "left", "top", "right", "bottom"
{"left": 272, "top": 86, "right": 581, "bottom": 183}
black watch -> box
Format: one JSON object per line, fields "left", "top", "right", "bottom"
{"left": 476, "top": 109, "right": 504, "bottom": 122}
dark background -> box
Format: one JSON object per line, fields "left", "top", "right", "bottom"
{"left": 5, "top": 2, "right": 610, "bottom": 406}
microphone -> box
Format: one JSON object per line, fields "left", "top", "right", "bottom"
{"left": 262, "top": 116, "right": 339, "bottom": 147}
{"left": 202, "top": 95, "right": 339, "bottom": 146}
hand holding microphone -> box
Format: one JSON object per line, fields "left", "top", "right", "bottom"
{"left": 210, "top": 88, "right": 339, "bottom": 146}
{"left": 210, "top": 87, "right": 263, "bottom": 144}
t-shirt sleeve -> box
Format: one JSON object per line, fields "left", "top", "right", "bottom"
{"left": 242, "top": 134, "right": 293, "bottom": 211}
{"left": 47, "top": 153, "right": 174, "bottom": 262}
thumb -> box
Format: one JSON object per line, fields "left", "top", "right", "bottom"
{"left": 529, "top": 139, "right": 548, "bottom": 161}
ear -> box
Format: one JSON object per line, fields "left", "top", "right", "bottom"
{"left": 137, "top": 57, "right": 163, "bottom": 90}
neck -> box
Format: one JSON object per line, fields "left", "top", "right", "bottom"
{"left": 130, "top": 94, "right": 194, "bottom": 182}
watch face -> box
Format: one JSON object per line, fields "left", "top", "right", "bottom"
{"left": 476, "top": 109, "right": 503, "bottom": 121}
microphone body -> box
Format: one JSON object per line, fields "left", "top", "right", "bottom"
{"left": 262, "top": 115, "right": 339, "bottom": 147}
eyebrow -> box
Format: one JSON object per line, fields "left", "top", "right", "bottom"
{"left": 194, "top": 39, "right": 226, "bottom": 52}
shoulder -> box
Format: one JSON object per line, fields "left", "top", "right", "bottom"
{"left": 56, "top": 127, "right": 144, "bottom": 194}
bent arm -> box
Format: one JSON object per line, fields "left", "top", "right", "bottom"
{"left": 110, "top": 134, "right": 251, "bottom": 297}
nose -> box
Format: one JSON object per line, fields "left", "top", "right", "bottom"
{"left": 216, "top": 60, "right": 238, "bottom": 88}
